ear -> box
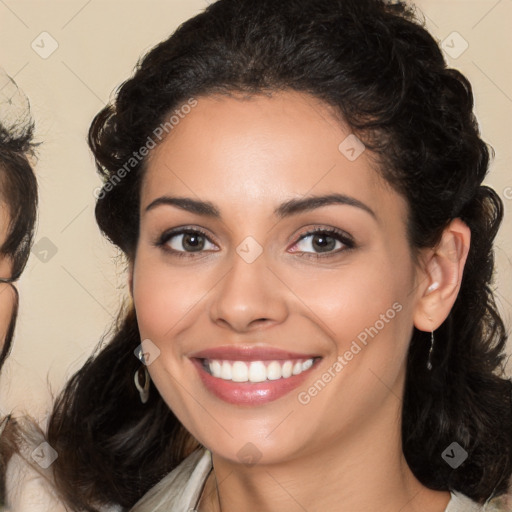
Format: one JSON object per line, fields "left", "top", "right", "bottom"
{"left": 413, "top": 218, "right": 471, "bottom": 332}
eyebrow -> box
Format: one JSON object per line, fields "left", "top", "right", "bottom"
{"left": 145, "top": 193, "right": 376, "bottom": 220}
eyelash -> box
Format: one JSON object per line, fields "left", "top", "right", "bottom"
{"left": 154, "top": 225, "right": 355, "bottom": 260}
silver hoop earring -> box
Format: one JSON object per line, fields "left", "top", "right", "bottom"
{"left": 134, "top": 366, "right": 150, "bottom": 404}
{"left": 427, "top": 330, "right": 435, "bottom": 371}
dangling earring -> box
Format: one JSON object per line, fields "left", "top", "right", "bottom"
{"left": 134, "top": 366, "right": 150, "bottom": 404}
{"left": 427, "top": 330, "right": 435, "bottom": 371}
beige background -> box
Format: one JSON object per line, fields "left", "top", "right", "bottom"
{"left": 0, "top": 0, "right": 510, "bottom": 421}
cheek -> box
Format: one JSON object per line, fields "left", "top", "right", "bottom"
{"left": 131, "top": 255, "right": 197, "bottom": 408}
{"left": 288, "top": 253, "right": 416, "bottom": 403}
{"left": 132, "top": 254, "right": 204, "bottom": 340}
{"left": 280, "top": 254, "right": 412, "bottom": 344}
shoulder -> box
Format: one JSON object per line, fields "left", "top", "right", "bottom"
{"left": 129, "top": 448, "right": 212, "bottom": 512}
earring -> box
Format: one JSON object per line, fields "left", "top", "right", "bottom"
{"left": 427, "top": 281, "right": 440, "bottom": 294}
{"left": 427, "top": 330, "right": 435, "bottom": 371}
{"left": 134, "top": 366, "right": 150, "bottom": 404}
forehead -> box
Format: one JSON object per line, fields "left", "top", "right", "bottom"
{"left": 140, "top": 91, "right": 404, "bottom": 222}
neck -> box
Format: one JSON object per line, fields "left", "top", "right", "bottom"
{"left": 199, "top": 392, "right": 451, "bottom": 512}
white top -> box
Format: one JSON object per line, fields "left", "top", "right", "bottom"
{"left": 129, "top": 448, "right": 497, "bottom": 512}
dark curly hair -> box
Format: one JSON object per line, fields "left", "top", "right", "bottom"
{"left": 0, "top": 81, "right": 38, "bottom": 365}
{"left": 47, "top": 0, "right": 512, "bottom": 510}
{"left": 0, "top": 74, "right": 39, "bottom": 504}
{"left": 0, "top": 112, "right": 38, "bottom": 368}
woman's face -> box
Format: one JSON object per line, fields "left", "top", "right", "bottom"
{"left": 132, "top": 90, "right": 427, "bottom": 465}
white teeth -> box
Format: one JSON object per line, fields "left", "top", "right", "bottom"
{"left": 205, "top": 358, "right": 316, "bottom": 382}
{"left": 209, "top": 360, "right": 222, "bottom": 378}
{"left": 282, "top": 361, "right": 293, "bottom": 378}
{"left": 267, "top": 361, "right": 282, "bottom": 380}
{"left": 221, "top": 361, "right": 232, "bottom": 380}
{"left": 232, "top": 361, "right": 249, "bottom": 382}
{"left": 302, "top": 359, "right": 313, "bottom": 371}
{"left": 292, "top": 362, "right": 302, "bottom": 375}
{"left": 248, "top": 361, "right": 267, "bottom": 382}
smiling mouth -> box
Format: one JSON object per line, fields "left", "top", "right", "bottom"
{"left": 199, "top": 357, "right": 321, "bottom": 382}
{"left": 191, "top": 353, "right": 323, "bottom": 405}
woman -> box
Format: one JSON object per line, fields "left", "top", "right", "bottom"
{"left": 46, "top": 0, "right": 512, "bottom": 511}
{"left": 0, "top": 69, "right": 38, "bottom": 505}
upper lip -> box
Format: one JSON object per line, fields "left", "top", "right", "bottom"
{"left": 189, "top": 346, "right": 320, "bottom": 361}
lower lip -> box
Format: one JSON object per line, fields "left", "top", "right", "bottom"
{"left": 191, "top": 358, "right": 319, "bottom": 405}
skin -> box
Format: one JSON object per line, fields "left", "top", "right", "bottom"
{"left": 131, "top": 90, "right": 470, "bottom": 512}
{"left": 0, "top": 200, "right": 15, "bottom": 351}
{"left": 0, "top": 202, "right": 11, "bottom": 278}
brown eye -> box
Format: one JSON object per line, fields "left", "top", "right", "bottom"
{"left": 290, "top": 227, "right": 355, "bottom": 257}
{"left": 157, "top": 227, "right": 218, "bottom": 258}
{"left": 176, "top": 232, "right": 206, "bottom": 252}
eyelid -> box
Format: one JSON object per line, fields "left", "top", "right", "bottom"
{"left": 292, "top": 225, "right": 354, "bottom": 245}
{"left": 157, "top": 225, "right": 217, "bottom": 246}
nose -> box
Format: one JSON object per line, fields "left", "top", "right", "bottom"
{"left": 209, "top": 247, "right": 289, "bottom": 333}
